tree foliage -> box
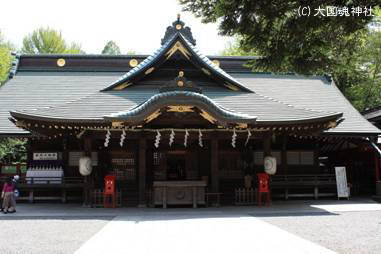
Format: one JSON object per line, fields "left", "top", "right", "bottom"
{"left": 22, "top": 27, "right": 84, "bottom": 54}
{"left": 180, "top": 0, "right": 377, "bottom": 75}
{"left": 221, "top": 37, "right": 258, "bottom": 56}
{"left": 0, "top": 31, "right": 13, "bottom": 86}
{"left": 0, "top": 138, "right": 27, "bottom": 164}
{"left": 102, "top": 40, "right": 121, "bottom": 55}
{"left": 182, "top": 1, "right": 381, "bottom": 111}
{"left": 346, "top": 29, "right": 381, "bottom": 111}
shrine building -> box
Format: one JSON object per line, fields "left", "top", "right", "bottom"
{"left": 0, "top": 17, "right": 380, "bottom": 207}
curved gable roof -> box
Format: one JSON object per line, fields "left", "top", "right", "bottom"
{"left": 102, "top": 33, "right": 252, "bottom": 92}
{"left": 104, "top": 91, "right": 257, "bottom": 126}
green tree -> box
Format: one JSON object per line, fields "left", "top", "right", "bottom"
{"left": 22, "top": 27, "right": 84, "bottom": 54}
{"left": 180, "top": 1, "right": 377, "bottom": 74}
{"left": 0, "top": 138, "right": 27, "bottom": 164}
{"left": 0, "top": 31, "right": 13, "bottom": 86}
{"left": 102, "top": 40, "right": 121, "bottom": 55}
{"left": 184, "top": 1, "right": 381, "bottom": 110}
{"left": 347, "top": 30, "right": 381, "bottom": 111}
{"left": 221, "top": 37, "right": 258, "bottom": 56}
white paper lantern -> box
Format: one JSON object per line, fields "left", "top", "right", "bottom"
{"left": 264, "top": 156, "right": 276, "bottom": 175}
{"left": 79, "top": 156, "right": 92, "bottom": 176}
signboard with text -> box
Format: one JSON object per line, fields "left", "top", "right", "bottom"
{"left": 33, "top": 152, "right": 58, "bottom": 161}
{"left": 335, "top": 166, "right": 350, "bottom": 199}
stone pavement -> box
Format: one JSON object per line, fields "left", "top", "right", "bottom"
{"left": 75, "top": 214, "right": 336, "bottom": 254}
{"left": 1, "top": 198, "right": 380, "bottom": 254}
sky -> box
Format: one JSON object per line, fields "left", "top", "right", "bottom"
{"left": 0, "top": 0, "right": 232, "bottom": 55}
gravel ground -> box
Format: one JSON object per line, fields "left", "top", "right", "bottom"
{"left": 0, "top": 216, "right": 113, "bottom": 254}
{"left": 259, "top": 211, "right": 381, "bottom": 254}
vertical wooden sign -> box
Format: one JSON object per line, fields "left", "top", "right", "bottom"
{"left": 335, "top": 166, "right": 349, "bottom": 199}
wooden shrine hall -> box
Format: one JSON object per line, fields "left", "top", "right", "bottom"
{"left": 1, "top": 16, "right": 380, "bottom": 207}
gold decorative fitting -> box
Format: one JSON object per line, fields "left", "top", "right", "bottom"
{"left": 212, "top": 60, "right": 220, "bottom": 67}
{"left": 202, "top": 68, "right": 211, "bottom": 76}
{"left": 177, "top": 80, "right": 184, "bottom": 87}
{"left": 129, "top": 59, "right": 138, "bottom": 67}
{"left": 327, "top": 121, "right": 337, "bottom": 128}
{"left": 144, "top": 109, "right": 161, "bottom": 123}
{"left": 237, "top": 123, "right": 248, "bottom": 129}
{"left": 165, "top": 41, "right": 191, "bottom": 60}
{"left": 178, "top": 71, "right": 184, "bottom": 77}
{"left": 176, "top": 24, "right": 182, "bottom": 30}
{"left": 167, "top": 106, "right": 194, "bottom": 113}
{"left": 112, "top": 121, "right": 124, "bottom": 128}
{"left": 200, "top": 110, "right": 217, "bottom": 124}
{"left": 15, "top": 120, "right": 26, "bottom": 128}
{"left": 225, "top": 83, "right": 239, "bottom": 91}
{"left": 114, "top": 82, "right": 132, "bottom": 90}
{"left": 145, "top": 67, "right": 155, "bottom": 75}
{"left": 57, "top": 58, "right": 66, "bottom": 67}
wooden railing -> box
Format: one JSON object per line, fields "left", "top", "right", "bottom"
{"left": 0, "top": 176, "right": 85, "bottom": 203}
{"left": 0, "top": 176, "right": 84, "bottom": 186}
{"left": 271, "top": 174, "right": 337, "bottom": 200}
{"left": 235, "top": 188, "right": 256, "bottom": 205}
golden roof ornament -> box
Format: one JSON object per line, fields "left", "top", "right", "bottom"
{"left": 159, "top": 70, "right": 202, "bottom": 93}
{"left": 161, "top": 14, "right": 196, "bottom": 45}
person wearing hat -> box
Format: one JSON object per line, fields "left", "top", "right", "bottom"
{"left": 1, "top": 177, "right": 16, "bottom": 214}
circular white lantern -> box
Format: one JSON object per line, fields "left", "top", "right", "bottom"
{"left": 79, "top": 156, "right": 92, "bottom": 176}
{"left": 264, "top": 156, "right": 276, "bottom": 175}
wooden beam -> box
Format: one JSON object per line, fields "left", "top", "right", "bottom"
{"left": 138, "top": 137, "right": 147, "bottom": 207}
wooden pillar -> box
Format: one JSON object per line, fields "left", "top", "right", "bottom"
{"left": 26, "top": 139, "right": 32, "bottom": 168}
{"left": 62, "top": 137, "right": 69, "bottom": 174}
{"left": 281, "top": 135, "right": 288, "bottom": 175}
{"left": 138, "top": 138, "right": 147, "bottom": 207}
{"left": 83, "top": 137, "right": 92, "bottom": 207}
{"left": 263, "top": 133, "right": 272, "bottom": 157}
{"left": 211, "top": 138, "right": 219, "bottom": 192}
{"left": 314, "top": 141, "right": 320, "bottom": 174}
